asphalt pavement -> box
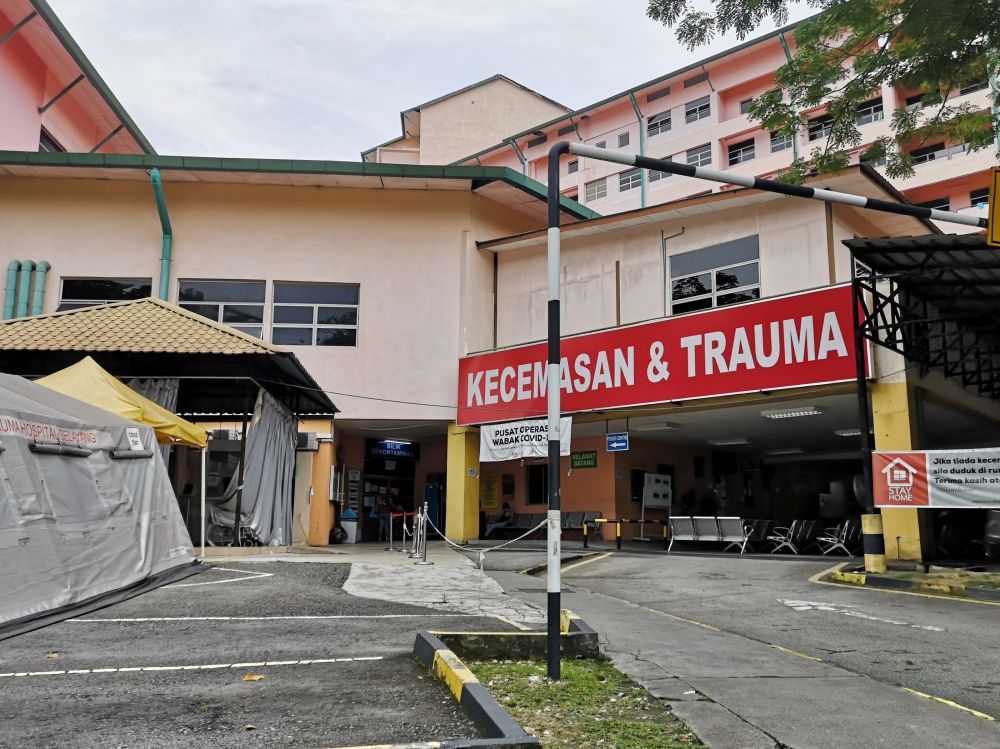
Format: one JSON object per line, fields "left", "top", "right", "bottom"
{"left": 484, "top": 550, "right": 1000, "bottom": 748}
{"left": 0, "top": 561, "right": 505, "bottom": 749}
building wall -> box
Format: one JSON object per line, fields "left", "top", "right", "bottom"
{"left": 0, "top": 176, "right": 540, "bottom": 421}
{"left": 417, "top": 78, "right": 568, "bottom": 165}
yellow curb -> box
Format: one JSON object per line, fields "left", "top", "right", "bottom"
{"left": 432, "top": 648, "right": 478, "bottom": 702}
{"left": 902, "top": 687, "right": 995, "bottom": 721}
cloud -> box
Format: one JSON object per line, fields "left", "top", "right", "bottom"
{"left": 48, "top": 0, "right": 812, "bottom": 159}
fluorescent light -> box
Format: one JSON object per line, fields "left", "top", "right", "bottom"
{"left": 381, "top": 439, "right": 412, "bottom": 445}
{"left": 761, "top": 406, "right": 823, "bottom": 420}
{"left": 767, "top": 447, "right": 804, "bottom": 455}
{"left": 708, "top": 438, "right": 750, "bottom": 446}
{"left": 631, "top": 421, "right": 680, "bottom": 432}
{"left": 834, "top": 428, "right": 862, "bottom": 438}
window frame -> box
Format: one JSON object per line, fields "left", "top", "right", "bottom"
{"left": 684, "top": 95, "right": 711, "bottom": 124}
{"left": 669, "top": 237, "right": 761, "bottom": 315}
{"left": 686, "top": 143, "right": 712, "bottom": 167}
{"left": 646, "top": 111, "right": 672, "bottom": 137}
{"left": 618, "top": 168, "right": 642, "bottom": 192}
{"left": 970, "top": 187, "right": 991, "bottom": 207}
{"left": 270, "top": 281, "right": 360, "bottom": 348}
{"left": 177, "top": 279, "right": 266, "bottom": 339}
{"left": 727, "top": 138, "right": 756, "bottom": 165}
{"left": 770, "top": 130, "right": 793, "bottom": 153}
{"left": 57, "top": 277, "right": 153, "bottom": 311}
{"left": 855, "top": 97, "right": 885, "bottom": 126}
{"left": 584, "top": 177, "right": 607, "bottom": 202}
{"left": 738, "top": 97, "right": 754, "bottom": 115}
{"left": 914, "top": 197, "right": 950, "bottom": 212}
{"left": 618, "top": 132, "right": 630, "bottom": 147}
{"left": 567, "top": 159, "right": 579, "bottom": 174}
{"left": 807, "top": 114, "right": 834, "bottom": 141}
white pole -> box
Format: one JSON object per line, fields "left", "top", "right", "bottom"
{"left": 200, "top": 446, "right": 207, "bottom": 559}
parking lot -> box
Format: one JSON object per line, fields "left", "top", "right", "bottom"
{"left": 0, "top": 561, "right": 510, "bottom": 748}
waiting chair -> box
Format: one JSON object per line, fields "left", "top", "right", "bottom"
{"left": 667, "top": 516, "right": 696, "bottom": 553}
{"left": 718, "top": 516, "right": 750, "bottom": 554}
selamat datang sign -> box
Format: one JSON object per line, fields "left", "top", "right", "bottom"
{"left": 458, "top": 285, "right": 863, "bottom": 425}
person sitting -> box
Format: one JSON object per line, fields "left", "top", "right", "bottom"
{"left": 485, "top": 502, "right": 514, "bottom": 538}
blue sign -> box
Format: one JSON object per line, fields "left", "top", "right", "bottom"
{"left": 606, "top": 432, "right": 630, "bottom": 452}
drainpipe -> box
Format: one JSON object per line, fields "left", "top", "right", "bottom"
{"left": 30, "top": 261, "right": 50, "bottom": 316}
{"left": 988, "top": 53, "right": 1000, "bottom": 158}
{"left": 777, "top": 32, "right": 800, "bottom": 162}
{"left": 15, "top": 260, "right": 34, "bottom": 318}
{"left": 150, "top": 168, "right": 172, "bottom": 301}
{"left": 509, "top": 139, "right": 527, "bottom": 176}
{"left": 4, "top": 261, "right": 20, "bottom": 320}
{"left": 627, "top": 92, "right": 647, "bottom": 208}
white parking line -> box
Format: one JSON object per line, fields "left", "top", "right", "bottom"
{"left": 0, "top": 655, "right": 383, "bottom": 679}
{"left": 71, "top": 614, "right": 483, "bottom": 623}
{"left": 164, "top": 567, "right": 274, "bottom": 588}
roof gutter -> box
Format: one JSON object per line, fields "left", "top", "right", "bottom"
{"left": 627, "top": 92, "right": 647, "bottom": 208}
{"left": 149, "top": 168, "right": 172, "bottom": 301}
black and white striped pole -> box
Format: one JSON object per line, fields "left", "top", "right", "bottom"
{"left": 542, "top": 139, "right": 986, "bottom": 680}
{"left": 545, "top": 142, "right": 570, "bottom": 681}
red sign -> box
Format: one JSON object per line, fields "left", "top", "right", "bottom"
{"left": 458, "top": 285, "right": 863, "bottom": 425}
{"left": 873, "top": 452, "right": 930, "bottom": 507}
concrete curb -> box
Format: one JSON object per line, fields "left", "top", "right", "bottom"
{"left": 517, "top": 551, "right": 595, "bottom": 576}
{"left": 827, "top": 569, "right": 1000, "bottom": 601}
{"left": 413, "top": 631, "right": 541, "bottom": 748}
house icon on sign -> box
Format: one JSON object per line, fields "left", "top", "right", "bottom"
{"left": 881, "top": 457, "right": 918, "bottom": 488}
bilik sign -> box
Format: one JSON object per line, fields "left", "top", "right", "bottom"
{"left": 458, "top": 285, "right": 862, "bottom": 425}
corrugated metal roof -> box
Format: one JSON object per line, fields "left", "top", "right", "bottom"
{"left": 0, "top": 297, "right": 286, "bottom": 354}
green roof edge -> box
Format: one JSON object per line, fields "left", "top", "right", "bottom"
{"left": 29, "top": 0, "right": 156, "bottom": 154}
{"left": 450, "top": 16, "right": 814, "bottom": 166}
{"left": 0, "top": 150, "right": 598, "bottom": 220}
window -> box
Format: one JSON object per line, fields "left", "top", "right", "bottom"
{"left": 905, "top": 93, "right": 924, "bottom": 110}
{"left": 647, "top": 111, "right": 671, "bottom": 137}
{"left": 770, "top": 130, "right": 793, "bottom": 152}
{"left": 684, "top": 72, "right": 709, "bottom": 88}
{"left": 739, "top": 98, "right": 754, "bottom": 115}
{"left": 686, "top": 143, "right": 711, "bottom": 167}
{"left": 619, "top": 168, "right": 641, "bottom": 192}
{"left": 910, "top": 142, "right": 946, "bottom": 164}
{"left": 960, "top": 80, "right": 989, "bottom": 96}
{"left": 58, "top": 277, "right": 152, "bottom": 311}
{"left": 526, "top": 464, "right": 547, "bottom": 505}
{"left": 594, "top": 140, "right": 606, "bottom": 149}
{"left": 856, "top": 97, "right": 884, "bottom": 125}
{"left": 557, "top": 124, "right": 576, "bottom": 136}
{"left": 178, "top": 280, "right": 265, "bottom": 338}
{"left": 685, "top": 96, "right": 711, "bottom": 123}
{"left": 271, "top": 282, "right": 359, "bottom": 347}
{"left": 618, "top": 132, "right": 630, "bottom": 147}
{"left": 584, "top": 177, "right": 607, "bottom": 202}
{"left": 861, "top": 150, "right": 887, "bottom": 167}
{"left": 526, "top": 134, "right": 547, "bottom": 148}
{"left": 567, "top": 159, "right": 579, "bottom": 174}
{"left": 669, "top": 236, "right": 760, "bottom": 314}
{"left": 807, "top": 114, "right": 834, "bottom": 141}
{"left": 728, "top": 138, "right": 755, "bottom": 165}
{"left": 648, "top": 157, "right": 671, "bottom": 182}
{"left": 915, "top": 197, "right": 950, "bottom": 212}
{"left": 646, "top": 86, "right": 671, "bottom": 102}
{"left": 38, "top": 128, "right": 64, "bottom": 153}
{"left": 971, "top": 187, "right": 991, "bottom": 207}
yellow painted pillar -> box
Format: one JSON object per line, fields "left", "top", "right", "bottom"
{"left": 446, "top": 423, "right": 479, "bottom": 543}
{"left": 870, "top": 379, "right": 929, "bottom": 562}
{"left": 307, "top": 437, "right": 335, "bottom": 546}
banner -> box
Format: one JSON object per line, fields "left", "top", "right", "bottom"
{"left": 459, "top": 285, "right": 862, "bottom": 425}
{"left": 480, "top": 417, "right": 572, "bottom": 462}
{"left": 874, "top": 448, "right": 1000, "bottom": 508}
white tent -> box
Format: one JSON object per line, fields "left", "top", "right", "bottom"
{"left": 0, "top": 372, "right": 198, "bottom": 640}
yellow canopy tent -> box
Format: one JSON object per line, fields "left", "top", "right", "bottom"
{"left": 36, "top": 356, "right": 207, "bottom": 448}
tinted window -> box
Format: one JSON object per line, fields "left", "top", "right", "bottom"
{"left": 670, "top": 236, "right": 759, "bottom": 277}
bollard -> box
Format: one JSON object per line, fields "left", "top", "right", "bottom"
{"left": 415, "top": 501, "right": 434, "bottom": 565}
{"left": 386, "top": 512, "right": 394, "bottom": 552}
{"left": 616, "top": 520, "right": 622, "bottom": 550}
{"left": 662, "top": 523, "right": 669, "bottom": 551}
{"left": 582, "top": 521, "right": 589, "bottom": 549}
{"left": 398, "top": 515, "right": 410, "bottom": 552}
{"left": 861, "top": 513, "right": 887, "bottom": 573}
{"left": 409, "top": 507, "right": 422, "bottom": 559}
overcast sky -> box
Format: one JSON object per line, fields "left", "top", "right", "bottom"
{"left": 49, "top": 0, "right": 812, "bottom": 161}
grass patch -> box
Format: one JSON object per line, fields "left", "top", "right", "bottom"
{"left": 469, "top": 659, "right": 702, "bottom": 748}
{"left": 892, "top": 569, "right": 1000, "bottom": 590}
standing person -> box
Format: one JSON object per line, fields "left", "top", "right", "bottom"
{"left": 485, "top": 502, "right": 514, "bottom": 538}
{"left": 376, "top": 499, "right": 392, "bottom": 542}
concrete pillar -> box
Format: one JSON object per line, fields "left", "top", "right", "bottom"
{"left": 446, "top": 423, "right": 479, "bottom": 543}
{"left": 307, "top": 437, "right": 335, "bottom": 545}
{"left": 870, "top": 375, "right": 930, "bottom": 562}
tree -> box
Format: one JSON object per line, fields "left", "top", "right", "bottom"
{"left": 646, "top": 0, "right": 1000, "bottom": 180}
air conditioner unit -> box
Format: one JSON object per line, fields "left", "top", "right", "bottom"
{"left": 296, "top": 432, "right": 319, "bottom": 451}
{"left": 211, "top": 428, "right": 239, "bottom": 441}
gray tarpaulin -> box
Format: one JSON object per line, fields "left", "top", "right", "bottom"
{"left": 126, "top": 377, "right": 180, "bottom": 464}
{"left": 0, "top": 373, "right": 196, "bottom": 640}
{"left": 208, "top": 390, "right": 297, "bottom": 546}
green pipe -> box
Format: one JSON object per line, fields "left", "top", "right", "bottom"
{"left": 30, "top": 261, "right": 49, "bottom": 316}
{"left": 628, "top": 92, "right": 646, "bottom": 208}
{"left": 15, "top": 260, "right": 34, "bottom": 318}
{"left": 4, "top": 261, "right": 20, "bottom": 320}
{"left": 778, "top": 32, "right": 800, "bottom": 161}
{"left": 150, "top": 167, "right": 173, "bottom": 300}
